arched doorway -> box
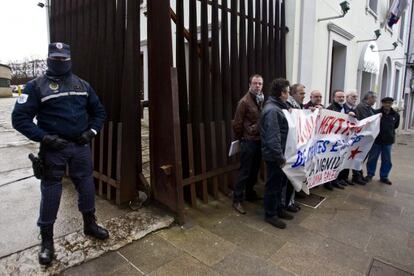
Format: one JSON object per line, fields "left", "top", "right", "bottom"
{"left": 357, "top": 42, "right": 379, "bottom": 97}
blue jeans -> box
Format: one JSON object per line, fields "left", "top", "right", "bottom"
{"left": 233, "top": 140, "right": 261, "bottom": 202}
{"left": 264, "top": 161, "right": 287, "bottom": 218}
{"left": 366, "top": 143, "right": 393, "bottom": 180}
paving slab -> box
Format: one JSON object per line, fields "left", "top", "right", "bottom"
{"left": 157, "top": 225, "right": 236, "bottom": 267}
{"left": 149, "top": 254, "right": 220, "bottom": 276}
{"left": 207, "top": 215, "right": 286, "bottom": 259}
{"left": 118, "top": 234, "right": 182, "bottom": 275}
{"left": 213, "top": 250, "right": 294, "bottom": 276}
{"left": 269, "top": 242, "right": 363, "bottom": 276}
{"left": 315, "top": 238, "right": 372, "bottom": 274}
{"left": 62, "top": 251, "right": 142, "bottom": 276}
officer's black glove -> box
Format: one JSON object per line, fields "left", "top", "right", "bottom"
{"left": 77, "top": 130, "right": 96, "bottom": 145}
{"left": 42, "top": 135, "right": 69, "bottom": 150}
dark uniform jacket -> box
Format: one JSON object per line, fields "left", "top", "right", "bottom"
{"left": 260, "top": 96, "right": 289, "bottom": 165}
{"left": 326, "top": 101, "right": 351, "bottom": 113}
{"left": 232, "top": 92, "right": 263, "bottom": 141}
{"left": 287, "top": 96, "right": 303, "bottom": 109}
{"left": 12, "top": 73, "right": 106, "bottom": 142}
{"left": 374, "top": 108, "right": 400, "bottom": 145}
{"left": 355, "top": 102, "right": 375, "bottom": 120}
{"left": 303, "top": 100, "right": 324, "bottom": 109}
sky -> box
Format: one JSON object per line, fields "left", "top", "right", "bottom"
{"left": 0, "top": 0, "right": 49, "bottom": 64}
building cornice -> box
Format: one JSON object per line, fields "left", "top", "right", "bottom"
{"left": 327, "top": 23, "right": 354, "bottom": 41}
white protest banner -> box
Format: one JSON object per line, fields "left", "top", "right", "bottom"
{"left": 282, "top": 109, "right": 381, "bottom": 193}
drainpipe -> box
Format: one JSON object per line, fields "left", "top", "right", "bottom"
{"left": 402, "top": 2, "right": 414, "bottom": 129}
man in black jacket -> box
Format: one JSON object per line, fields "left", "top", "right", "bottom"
{"left": 260, "top": 78, "right": 293, "bottom": 229}
{"left": 365, "top": 97, "right": 400, "bottom": 185}
{"left": 325, "top": 90, "right": 347, "bottom": 190}
{"left": 354, "top": 91, "right": 377, "bottom": 184}
{"left": 336, "top": 90, "right": 358, "bottom": 186}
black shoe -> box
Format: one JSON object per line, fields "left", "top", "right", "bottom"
{"left": 332, "top": 181, "right": 345, "bottom": 189}
{"left": 343, "top": 179, "right": 354, "bottom": 185}
{"left": 380, "top": 178, "right": 392, "bottom": 185}
{"left": 278, "top": 210, "right": 294, "bottom": 220}
{"left": 38, "top": 225, "right": 54, "bottom": 266}
{"left": 83, "top": 212, "right": 109, "bottom": 240}
{"left": 232, "top": 202, "right": 246, "bottom": 214}
{"left": 337, "top": 179, "right": 348, "bottom": 186}
{"left": 265, "top": 216, "right": 286, "bottom": 229}
{"left": 364, "top": 175, "right": 373, "bottom": 183}
{"left": 324, "top": 182, "right": 333, "bottom": 191}
{"left": 352, "top": 175, "right": 367, "bottom": 185}
{"left": 286, "top": 205, "right": 300, "bottom": 213}
{"left": 245, "top": 192, "right": 263, "bottom": 202}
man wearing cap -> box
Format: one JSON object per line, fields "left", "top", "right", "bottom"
{"left": 365, "top": 97, "right": 400, "bottom": 185}
{"left": 12, "top": 42, "right": 108, "bottom": 265}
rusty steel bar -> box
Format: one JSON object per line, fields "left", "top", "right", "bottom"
{"left": 281, "top": 0, "right": 287, "bottom": 78}
{"left": 239, "top": 0, "right": 248, "bottom": 95}
{"left": 255, "top": 0, "right": 262, "bottom": 74}
{"left": 247, "top": 0, "right": 255, "bottom": 78}
{"left": 269, "top": 0, "right": 275, "bottom": 79}
{"left": 275, "top": 0, "right": 281, "bottom": 77}
{"left": 262, "top": 0, "right": 269, "bottom": 91}
{"left": 175, "top": 0, "right": 189, "bottom": 178}
{"left": 230, "top": 0, "right": 240, "bottom": 114}
{"left": 148, "top": 0, "right": 184, "bottom": 221}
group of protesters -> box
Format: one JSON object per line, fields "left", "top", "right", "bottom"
{"left": 232, "top": 74, "right": 400, "bottom": 229}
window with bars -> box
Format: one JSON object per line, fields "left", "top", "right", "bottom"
{"left": 0, "top": 78, "right": 11, "bottom": 88}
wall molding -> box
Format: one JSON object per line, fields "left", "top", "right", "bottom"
{"left": 327, "top": 23, "right": 354, "bottom": 41}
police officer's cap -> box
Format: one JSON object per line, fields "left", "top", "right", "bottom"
{"left": 381, "top": 97, "right": 394, "bottom": 103}
{"left": 48, "top": 42, "right": 71, "bottom": 59}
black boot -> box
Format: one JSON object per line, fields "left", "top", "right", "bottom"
{"left": 352, "top": 174, "right": 367, "bottom": 185}
{"left": 38, "top": 225, "right": 54, "bottom": 266}
{"left": 83, "top": 211, "right": 109, "bottom": 240}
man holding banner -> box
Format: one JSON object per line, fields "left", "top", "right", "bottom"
{"left": 261, "top": 78, "right": 293, "bottom": 229}
{"left": 365, "top": 97, "right": 400, "bottom": 185}
{"left": 354, "top": 91, "right": 377, "bottom": 184}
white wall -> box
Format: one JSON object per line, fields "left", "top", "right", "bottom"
{"left": 285, "top": 0, "right": 412, "bottom": 107}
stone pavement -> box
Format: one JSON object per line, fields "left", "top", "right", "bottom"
{"left": 62, "top": 133, "right": 414, "bottom": 276}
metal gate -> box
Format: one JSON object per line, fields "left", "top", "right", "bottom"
{"left": 50, "top": 0, "right": 287, "bottom": 222}
{"left": 50, "top": 0, "right": 143, "bottom": 204}
{"left": 147, "top": 0, "right": 287, "bottom": 222}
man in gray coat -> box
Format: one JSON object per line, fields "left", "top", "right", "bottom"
{"left": 353, "top": 91, "right": 377, "bottom": 184}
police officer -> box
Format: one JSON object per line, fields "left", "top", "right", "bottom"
{"left": 12, "top": 42, "right": 108, "bottom": 266}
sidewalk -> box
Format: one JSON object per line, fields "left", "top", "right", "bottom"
{"left": 62, "top": 133, "right": 414, "bottom": 275}
{"left": 0, "top": 97, "right": 173, "bottom": 275}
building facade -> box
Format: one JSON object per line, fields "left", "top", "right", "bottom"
{"left": 0, "top": 64, "right": 12, "bottom": 98}
{"left": 285, "top": 0, "right": 411, "bottom": 113}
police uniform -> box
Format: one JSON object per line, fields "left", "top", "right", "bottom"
{"left": 12, "top": 42, "right": 109, "bottom": 265}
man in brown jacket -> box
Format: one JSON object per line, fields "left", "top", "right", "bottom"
{"left": 232, "top": 74, "right": 264, "bottom": 214}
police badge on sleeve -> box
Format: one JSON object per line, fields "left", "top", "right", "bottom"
{"left": 17, "top": 94, "right": 29, "bottom": 104}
